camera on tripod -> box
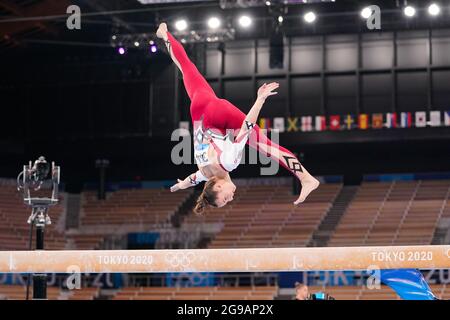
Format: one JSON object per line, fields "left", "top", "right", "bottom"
{"left": 17, "top": 156, "right": 60, "bottom": 224}
{"left": 16, "top": 156, "right": 60, "bottom": 300}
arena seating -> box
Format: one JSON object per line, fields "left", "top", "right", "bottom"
{"left": 62, "top": 287, "right": 100, "bottom": 300}
{"left": 1, "top": 282, "right": 448, "bottom": 300}
{"left": 68, "top": 187, "right": 193, "bottom": 250}
{"left": 80, "top": 188, "right": 192, "bottom": 227}
{"left": 184, "top": 183, "right": 342, "bottom": 248}
{"left": 0, "top": 284, "right": 61, "bottom": 300}
{"left": 0, "top": 285, "right": 99, "bottom": 300}
{"left": 1, "top": 177, "right": 449, "bottom": 300}
{"left": 65, "top": 234, "right": 106, "bottom": 250}
{"left": 0, "top": 184, "right": 66, "bottom": 251}
{"left": 112, "top": 286, "right": 278, "bottom": 300}
{"left": 328, "top": 180, "right": 450, "bottom": 246}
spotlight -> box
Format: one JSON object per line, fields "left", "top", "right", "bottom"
{"left": 118, "top": 47, "right": 125, "bottom": 55}
{"left": 175, "top": 19, "right": 188, "bottom": 31}
{"left": 150, "top": 45, "right": 157, "bottom": 53}
{"left": 111, "top": 35, "right": 117, "bottom": 40}
{"left": 149, "top": 40, "right": 154, "bottom": 45}
{"left": 134, "top": 41, "right": 140, "bottom": 47}
{"left": 278, "top": 15, "right": 283, "bottom": 23}
{"left": 265, "top": 1, "right": 271, "bottom": 5}
{"left": 304, "top": 11, "right": 316, "bottom": 23}
{"left": 238, "top": 15, "right": 252, "bottom": 28}
{"left": 361, "top": 7, "right": 372, "bottom": 19}
{"left": 208, "top": 17, "right": 221, "bottom": 29}
{"left": 404, "top": 6, "right": 416, "bottom": 17}
{"left": 428, "top": 3, "right": 441, "bottom": 16}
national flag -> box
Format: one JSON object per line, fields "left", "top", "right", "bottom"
{"left": 315, "top": 116, "right": 326, "bottom": 131}
{"left": 273, "top": 117, "right": 285, "bottom": 132}
{"left": 385, "top": 113, "right": 397, "bottom": 128}
{"left": 329, "top": 115, "right": 341, "bottom": 131}
{"left": 445, "top": 111, "right": 450, "bottom": 126}
{"left": 287, "top": 117, "right": 299, "bottom": 132}
{"left": 415, "top": 111, "right": 427, "bottom": 128}
{"left": 343, "top": 115, "right": 356, "bottom": 130}
{"left": 301, "top": 116, "right": 313, "bottom": 132}
{"left": 259, "top": 118, "right": 272, "bottom": 130}
{"left": 358, "top": 114, "right": 368, "bottom": 130}
{"left": 400, "top": 112, "right": 412, "bottom": 128}
{"left": 429, "top": 111, "right": 441, "bottom": 127}
{"left": 372, "top": 114, "right": 384, "bottom": 129}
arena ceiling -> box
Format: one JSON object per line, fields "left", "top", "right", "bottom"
{"left": 1, "top": 0, "right": 450, "bottom": 52}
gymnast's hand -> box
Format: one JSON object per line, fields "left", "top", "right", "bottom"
{"left": 170, "top": 179, "right": 190, "bottom": 192}
{"left": 257, "top": 82, "right": 279, "bottom": 101}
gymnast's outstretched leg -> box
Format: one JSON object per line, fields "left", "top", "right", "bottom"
{"left": 156, "top": 22, "right": 216, "bottom": 100}
{"left": 217, "top": 84, "right": 320, "bottom": 205}
{"left": 249, "top": 127, "right": 320, "bottom": 205}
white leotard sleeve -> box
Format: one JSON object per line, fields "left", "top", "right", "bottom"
{"left": 189, "top": 170, "right": 208, "bottom": 185}
{"left": 217, "top": 121, "right": 256, "bottom": 172}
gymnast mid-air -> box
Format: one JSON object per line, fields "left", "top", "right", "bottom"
{"left": 156, "top": 23, "right": 319, "bottom": 214}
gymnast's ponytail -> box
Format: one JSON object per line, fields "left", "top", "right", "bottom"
{"left": 194, "top": 178, "right": 218, "bottom": 215}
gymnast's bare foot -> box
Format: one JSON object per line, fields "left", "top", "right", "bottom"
{"left": 156, "top": 22, "right": 168, "bottom": 41}
{"left": 294, "top": 176, "right": 320, "bottom": 205}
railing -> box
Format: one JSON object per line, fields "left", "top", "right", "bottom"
{"left": 363, "top": 180, "right": 396, "bottom": 244}
{"left": 392, "top": 180, "right": 422, "bottom": 244}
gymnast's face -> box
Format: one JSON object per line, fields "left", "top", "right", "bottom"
{"left": 213, "top": 179, "right": 236, "bottom": 207}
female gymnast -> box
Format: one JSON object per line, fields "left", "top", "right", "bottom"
{"left": 156, "top": 23, "right": 319, "bottom": 214}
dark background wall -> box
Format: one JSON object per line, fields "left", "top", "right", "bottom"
{"left": 196, "top": 29, "right": 450, "bottom": 120}
{"left": 3, "top": 28, "right": 450, "bottom": 142}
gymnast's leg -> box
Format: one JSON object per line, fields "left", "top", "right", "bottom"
{"left": 197, "top": 91, "right": 320, "bottom": 204}
{"left": 156, "top": 23, "right": 216, "bottom": 101}
{"left": 249, "top": 127, "right": 320, "bottom": 205}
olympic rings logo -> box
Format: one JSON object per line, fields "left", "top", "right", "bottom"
{"left": 165, "top": 252, "right": 195, "bottom": 268}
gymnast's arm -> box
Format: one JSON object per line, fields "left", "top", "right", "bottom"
{"left": 170, "top": 170, "right": 208, "bottom": 192}
{"left": 236, "top": 82, "right": 279, "bottom": 142}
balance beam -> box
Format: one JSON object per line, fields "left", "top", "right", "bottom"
{"left": 1, "top": 245, "right": 449, "bottom": 273}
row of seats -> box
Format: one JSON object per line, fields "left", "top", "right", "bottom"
{"left": 71, "top": 188, "right": 193, "bottom": 249}
{"left": 0, "top": 185, "right": 66, "bottom": 250}
{"left": 329, "top": 180, "right": 450, "bottom": 246}
{"left": 0, "top": 183, "right": 193, "bottom": 250}
{"left": 80, "top": 188, "right": 193, "bottom": 227}
{"left": 2, "top": 179, "right": 449, "bottom": 250}
{"left": 2, "top": 282, "right": 449, "bottom": 300}
{"left": 184, "top": 183, "right": 342, "bottom": 248}
{"left": 112, "top": 286, "right": 278, "bottom": 300}
{"left": 0, "top": 285, "right": 99, "bottom": 300}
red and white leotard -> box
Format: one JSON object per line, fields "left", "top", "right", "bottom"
{"left": 192, "top": 119, "right": 256, "bottom": 183}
